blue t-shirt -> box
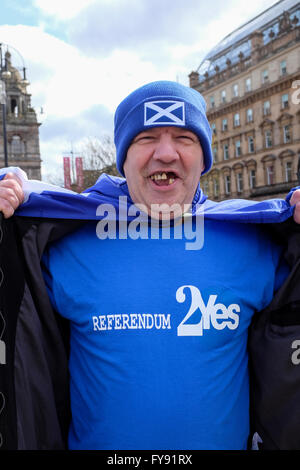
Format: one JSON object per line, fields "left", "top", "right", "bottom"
{"left": 42, "top": 218, "right": 289, "bottom": 450}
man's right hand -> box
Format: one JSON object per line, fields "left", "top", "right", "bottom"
{"left": 0, "top": 172, "right": 24, "bottom": 218}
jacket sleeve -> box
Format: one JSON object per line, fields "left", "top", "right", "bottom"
{"left": 0, "top": 215, "right": 82, "bottom": 450}
{"left": 248, "top": 218, "right": 300, "bottom": 450}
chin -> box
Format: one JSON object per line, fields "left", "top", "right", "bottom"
{"left": 148, "top": 200, "right": 186, "bottom": 220}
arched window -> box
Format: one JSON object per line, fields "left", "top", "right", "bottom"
{"left": 10, "top": 98, "right": 18, "bottom": 116}
{"left": 262, "top": 155, "right": 276, "bottom": 185}
{"left": 277, "top": 113, "right": 293, "bottom": 145}
{"left": 285, "top": 161, "right": 292, "bottom": 182}
{"left": 279, "top": 150, "right": 296, "bottom": 183}
{"left": 236, "top": 172, "right": 243, "bottom": 193}
{"left": 246, "top": 160, "right": 257, "bottom": 190}
{"left": 224, "top": 174, "right": 231, "bottom": 195}
{"left": 11, "top": 135, "right": 23, "bottom": 154}
{"left": 233, "top": 163, "right": 244, "bottom": 194}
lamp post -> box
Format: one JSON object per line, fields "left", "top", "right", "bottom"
{"left": 0, "top": 44, "right": 11, "bottom": 168}
{"left": 0, "top": 43, "right": 29, "bottom": 169}
{"left": 0, "top": 81, "right": 8, "bottom": 167}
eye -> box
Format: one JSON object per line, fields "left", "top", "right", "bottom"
{"left": 133, "top": 134, "right": 156, "bottom": 144}
{"left": 176, "top": 134, "right": 197, "bottom": 143}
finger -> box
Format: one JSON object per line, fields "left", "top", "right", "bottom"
{"left": 293, "top": 203, "right": 300, "bottom": 225}
{"left": 290, "top": 190, "right": 300, "bottom": 206}
{"left": 3, "top": 172, "right": 21, "bottom": 182}
{"left": 0, "top": 198, "right": 17, "bottom": 219}
{"left": 0, "top": 176, "right": 24, "bottom": 204}
{"left": 0, "top": 185, "right": 23, "bottom": 211}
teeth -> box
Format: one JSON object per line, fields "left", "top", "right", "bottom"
{"left": 150, "top": 173, "right": 176, "bottom": 183}
{"left": 150, "top": 173, "right": 162, "bottom": 180}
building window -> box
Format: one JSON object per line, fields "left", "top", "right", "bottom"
{"left": 202, "top": 180, "right": 209, "bottom": 195}
{"left": 224, "top": 175, "right": 231, "bottom": 195}
{"left": 267, "top": 165, "right": 274, "bottom": 185}
{"left": 213, "top": 178, "right": 219, "bottom": 197}
{"left": 263, "top": 100, "right": 271, "bottom": 115}
{"left": 212, "top": 145, "right": 218, "bottom": 162}
{"left": 262, "top": 69, "right": 269, "bottom": 83}
{"left": 233, "top": 83, "right": 239, "bottom": 97}
{"left": 235, "top": 140, "right": 241, "bottom": 157}
{"left": 246, "top": 108, "right": 253, "bottom": 123}
{"left": 211, "top": 122, "right": 216, "bottom": 135}
{"left": 248, "top": 136, "right": 255, "bottom": 153}
{"left": 249, "top": 169, "right": 256, "bottom": 189}
{"left": 222, "top": 118, "right": 228, "bottom": 131}
{"left": 265, "top": 130, "right": 273, "bottom": 148}
{"left": 221, "top": 89, "right": 226, "bottom": 103}
{"left": 223, "top": 144, "right": 229, "bottom": 160}
{"left": 210, "top": 96, "right": 215, "bottom": 109}
{"left": 10, "top": 98, "right": 18, "bottom": 116}
{"left": 281, "top": 93, "right": 289, "bottom": 109}
{"left": 233, "top": 113, "right": 240, "bottom": 127}
{"left": 283, "top": 124, "right": 291, "bottom": 143}
{"left": 236, "top": 172, "right": 243, "bottom": 193}
{"left": 245, "top": 77, "right": 251, "bottom": 92}
{"left": 285, "top": 161, "right": 292, "bottom": 182}
{"left": 11, "top": 135, "right": 23, "bottom": 154}
{"left": 280, "top": 60, "right": 287, "bottom": 76}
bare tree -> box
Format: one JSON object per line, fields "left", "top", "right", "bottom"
{"left": 79, "top": 134, "right": 118, "bottom": 188}
{"left": 43, "top": 171, "right": 65, "bottom": 188}
{"left": 45, "top": 135, "right": 118, "bottom": 191}
{"left": 81, "top": 134, "right": 115, "bottom": 170}
{"left": 80, "top": 134, "right": 118, "bottom": 188}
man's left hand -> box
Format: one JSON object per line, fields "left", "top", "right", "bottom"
{"left": 290, "top": 189, "right": 300, "bottom": 224}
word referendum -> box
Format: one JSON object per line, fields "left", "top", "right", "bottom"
{"left": 92, "top": 313, "right": 171, "bottom": 331}
{"left": 95, "top": 196, "right": 204, "bottom": 250}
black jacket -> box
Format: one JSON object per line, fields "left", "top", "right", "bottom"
{"left": 0, "top": 215, "right": 85, "bottom": 450}
{"left": 249, "top": 218, "right": 300, "bottom": 450}
{"left": 0, "top": 214, "right": 300, "bottom": 450}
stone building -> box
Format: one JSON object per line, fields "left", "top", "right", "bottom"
{"left": 189, "top": 0, "right": 300, "bottom": 201}
{"left": 0, "top": 49, "right": 41, "bottom": 179}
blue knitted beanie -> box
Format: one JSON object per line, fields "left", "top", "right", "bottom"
{"left": 114, "top": 80, "right": 213, "bottom": 177}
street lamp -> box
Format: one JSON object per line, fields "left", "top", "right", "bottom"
{"left": 0, "top": 81, "right": 8, "bottom": 167}
{"left": 0, "top": 43, "right": 29, "bottom": 169}
{"left": 0, "top": 44, "right": 11, "bottom": 168}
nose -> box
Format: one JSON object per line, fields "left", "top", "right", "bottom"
{"left": 152, "top": 134, "right": 179, "bottom": 163}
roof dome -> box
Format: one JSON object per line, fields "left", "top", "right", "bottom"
{"left": 197, "top": 0, "right": 299, "bottom": 78}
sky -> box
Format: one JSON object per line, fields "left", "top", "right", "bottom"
{"left": 0, "top": 0, "right": 279, "bottom": 183}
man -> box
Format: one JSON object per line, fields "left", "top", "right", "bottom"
{"left": 1, "top": 80, "right": 300, "bottom": 451}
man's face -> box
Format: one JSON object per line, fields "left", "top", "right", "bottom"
{"left": 123, "top": 126, "right": 205, "bottom": 218}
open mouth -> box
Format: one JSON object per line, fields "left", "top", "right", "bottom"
{"left": 149, "top": 171, "right": 178, "bottom": 186}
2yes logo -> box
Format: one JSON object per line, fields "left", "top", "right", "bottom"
{"left": 176, "top": 285, "right": 240, "bottom": 336}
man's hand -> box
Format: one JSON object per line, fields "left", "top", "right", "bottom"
{"left": 290, "top": 189, "right": 300, "bottom": 224}
{"left": 0, "top": 172, "right": 24, "bottom": 218}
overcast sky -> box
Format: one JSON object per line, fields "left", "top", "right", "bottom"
{"left": 0, "top": 0, "right": 278, "bottom": 182}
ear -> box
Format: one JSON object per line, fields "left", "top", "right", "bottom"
{"left": 122, "top": 158, "right": 128, "bottom": 177}
{"left": 199, "top": 146, "right": 205, "bottom": 175}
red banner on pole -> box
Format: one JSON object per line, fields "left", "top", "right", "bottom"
{"left": 63, "top": 156, "right": 71, "bottom": 189}
{"left": 75, "top": 157, "right": 84, "bottom": 192}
